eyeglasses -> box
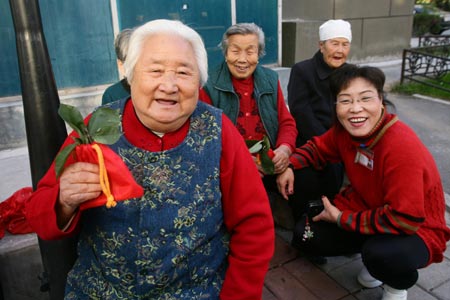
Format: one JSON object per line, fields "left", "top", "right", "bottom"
{"left": 336, "top": 96, "right": 378, "bottom": 106}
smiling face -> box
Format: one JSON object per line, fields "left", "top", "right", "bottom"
{"left": 129, "top": 33, "right": 200, "bottom": 133}
{"left": 319, "top": 38, "right": 351, "bottom": 69}
{"left": 225, "top": 33, "right": 259, "bottom": 80}
{"left": 336, "top": 77, "right": 384, "bottom": 137}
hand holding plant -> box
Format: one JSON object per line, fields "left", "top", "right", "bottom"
{"left": 246, "top": 135, "right": 275, "bottom": 175}
{"left": 55, "top": 104, "right": 143, "bottom": 210}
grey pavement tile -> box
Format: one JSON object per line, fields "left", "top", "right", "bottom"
{"left": 317, "top": 254, "right": 362, "bottom": 274}
{"left": 431, "top": 280, "right": 450, "bottom": 300}
{"left": 353, "top": 287, "right": 383, "bottom": 300}
{"left": 283, "top": 258, "right": 348, "bottom": 299}
{"left": 262, "top": 286, "right": 278, "bottom": 300}
{"left": 417, "top": 259, "right": 450, "bottom": 291}
{"left": 270, "top": 235, "right": 299, "bottom": 268}
{"left": 264, "top": 266, "right": 319, "bottom": 300}
{"left": 444, "top": 245, "right": 450, "bottom": 260}
{"left": 408, "top": 285, "right": 439, "bottom": 300}
{"left": 323, "top": 258, "right": 365, "bottom": 294}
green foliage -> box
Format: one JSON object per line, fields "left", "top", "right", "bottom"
{"left": 88, "top": 107, "right": 122, "bottom": 144}
{"left": 55, "top": 104, "right": 122, "bottom": 177}
{"left": 413, "top": 13, "right": 443, "bottom": 35}
{"left": 246, "top": 135, "right": 275, "bottom": 175}
{"left": 415, "top": 0, "right": 449, "bottom": 9}
{"left": 435, "top": 0, "right": 450, "bottom": 11}
{"left": 391, "top": 73, "right": 450, "bottom": 101}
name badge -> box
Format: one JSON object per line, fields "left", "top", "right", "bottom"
{"left": 354, "top": 148, "right": 374, "bottom": 170}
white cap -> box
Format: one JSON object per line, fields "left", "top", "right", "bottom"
{"left": 319, "top": 19, "right": 352, "bottom": 42}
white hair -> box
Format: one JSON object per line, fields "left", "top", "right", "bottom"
{"left": 124, "top": 19, "right": 208, "bottom": 86}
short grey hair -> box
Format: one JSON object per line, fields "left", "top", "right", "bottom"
{"left": 220, "top": 23, "right": 266, "bottom": 58}
{"left": 114, "top": 28, "right": 134, "bottom": 62}
{"left": 124, "top": 19, "right": 208, "bottom": 86}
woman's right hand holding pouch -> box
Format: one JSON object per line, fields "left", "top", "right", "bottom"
{"left": 57, "top": 162, "right": 102, "bottom": 227}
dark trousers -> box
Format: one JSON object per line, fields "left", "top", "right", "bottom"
{"left": 292, "top": 219, "right": 429, "bottom": 289}
{"left": 289, "top": 163, "right": 344, "bottom": 221}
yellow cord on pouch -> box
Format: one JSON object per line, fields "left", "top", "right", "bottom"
{"left": 92, "top": 144, "right": 116, "bottom": 208}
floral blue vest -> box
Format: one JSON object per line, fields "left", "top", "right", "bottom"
{"left": 65, "top": 100, "right": 229, "bottom": 299}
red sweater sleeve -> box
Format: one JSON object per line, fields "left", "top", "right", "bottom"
{"left": 337, "top": 197, "right": 424, "bottom": 235}
{"left": 24, "top": 137, "right": 82, "bottom": 240}
{"left": 290, "top": 139, "right": 328, "bottom": 170}
{"left": 219, "top": 115, "right": 275, "bottom": 300}
{"left": 275, "top": 81, "right": 297, "bottom": 152}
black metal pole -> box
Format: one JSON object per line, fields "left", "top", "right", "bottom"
{"left": 8, "top": 0, "right": 78, "bottom": 299}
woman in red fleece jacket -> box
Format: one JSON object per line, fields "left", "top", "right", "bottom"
{"left": 277, "top": 64, "right": 450, "bottom": 300}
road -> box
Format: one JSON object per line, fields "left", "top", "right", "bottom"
{"left": 389, "top": 93, "right": 450, "bottom": 194}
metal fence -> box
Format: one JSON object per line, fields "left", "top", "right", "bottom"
{"left": 418, "top": 35, "right": 450, "bottom": 47}
{"left": 401, "top": 35, "right": 450, "bottom": 93}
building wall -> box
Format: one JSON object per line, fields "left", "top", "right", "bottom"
{"left": 282, "top": 0, "right": 415, "bottom": 67}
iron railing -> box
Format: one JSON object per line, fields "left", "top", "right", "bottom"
{"left": 418, "top": 34, "right": 450, "bottom": 47}
{"left": 401, "top": 35, "right": 450, "bottom": 93}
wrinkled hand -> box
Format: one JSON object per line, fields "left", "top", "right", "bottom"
{"left": 276, "top": 167, "right": 294, "bottom": 200}
{"left": 57, "top": 162, "right": 102, "bottom": 225}
{"left": 312, "top": 196, "right": 341, "bottom": 223}
{"left": 272, "top": 145, "right": 291, "bottom": 174}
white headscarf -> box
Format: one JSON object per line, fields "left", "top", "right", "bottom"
{"left": 319, "top": 19, "right": 352, "bottom": 42}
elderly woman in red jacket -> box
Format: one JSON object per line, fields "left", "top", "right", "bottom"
{"left": 278, "top": 64, "right": 450, "bottom": 300}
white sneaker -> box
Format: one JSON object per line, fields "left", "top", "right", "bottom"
{"left": 357, "top": 266, "right": 382, "bottom": 288}
{"left": 382, "top": 284, "right": 407, "bottom": 300}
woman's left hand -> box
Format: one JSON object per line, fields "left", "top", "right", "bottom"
{"left": 272, "top": 145, "right": 291, "bottom": 174}
{"left": 276, "top": 167, "right": 294, "bottom": 200}
{"left": 312, "top": 196, "right": 342, "bottom": 223}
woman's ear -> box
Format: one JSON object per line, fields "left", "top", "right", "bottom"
{"left": 319, "top": 41, "right": 324, "bottom": 53}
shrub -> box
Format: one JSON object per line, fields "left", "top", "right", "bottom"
{"left": 435, "top": 0, "right": 450, "bottom": 11}
{"left": 413, "top": 13, "right": 443, "bottom": 35}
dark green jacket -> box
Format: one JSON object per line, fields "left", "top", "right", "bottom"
{"left": 203, "top": 61, "right": 279, "bottom": 147}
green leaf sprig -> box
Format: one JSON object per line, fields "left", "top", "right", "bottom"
{"left": 55, "top": 104, "right": 122, "bottom": 177}
{"left": 245, "top": 135, "right": 275, "bottom": 175}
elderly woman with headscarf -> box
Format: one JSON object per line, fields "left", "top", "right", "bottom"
{"left": 25, "top": 19, "right": 274, "bottom": 299}
{"left": 286, "top": 19, "right": 352, "bottom": 222}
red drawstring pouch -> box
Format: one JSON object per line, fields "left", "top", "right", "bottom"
{"left": 0, "top": 187, "right": 34, "bottom": 238}
{"left": 55, "top": 104, "right": 143, "bottom": 211}
{"left": 63, "top": 143, "right": 144, "bottom": 211}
